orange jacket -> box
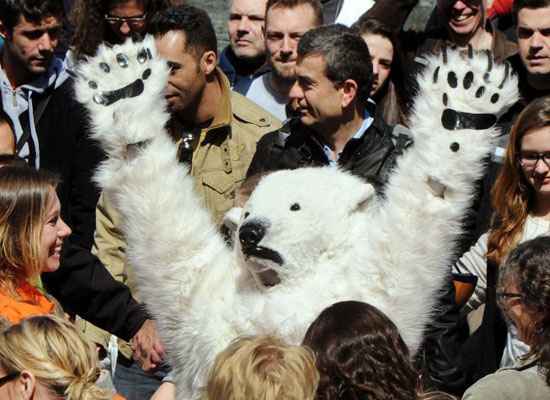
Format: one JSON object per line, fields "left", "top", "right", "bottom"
{"left": 0, "top": 281, "right": 55, "bottom": 324}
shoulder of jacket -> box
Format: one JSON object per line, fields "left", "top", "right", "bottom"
{"left": 230, "top": 91, "right": 283, "bottom": 130}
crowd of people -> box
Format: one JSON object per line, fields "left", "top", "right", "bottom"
{"left": 0, "top": 0, "right": 549, "bottom": 399}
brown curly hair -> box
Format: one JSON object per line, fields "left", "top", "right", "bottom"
{"left": 70, "top": 0, "right": 173, "bottom": 58}
{"left": 487, "top": 96, "right": 550, "bottom": 266}
{"left": 303, "top": 301, "right": 419, "bottom": 400}
{"left": 498, "top": 236, "right": 550, "bottom": 386}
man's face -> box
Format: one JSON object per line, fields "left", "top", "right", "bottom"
{"left": 438, "top": 0, "right": 484, "bottom": 38}
{"left": 517, "top": 7, "right": 550, "bottom": 76}
{"left": 155, "top": 31, "right": 207, "bottom": 116}
{"left": 1, "top": 14, "right": 62, "bottom": 77}
{"left": 228, "top": 0, "right": 267, "bottom": 60}
{"left": 290, "top": 54, "right": 344, "bottom": 132}
{"left": 265, "top": 4, "right": 319, "bottom": 81}
{"left": 106, "top": 0, "right": 147, "bottom": 44}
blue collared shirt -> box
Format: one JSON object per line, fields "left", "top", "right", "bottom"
{"left": 314, "top": 105, "right": 375, "bottom": 167}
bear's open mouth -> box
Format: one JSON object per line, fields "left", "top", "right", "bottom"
{"left": 242, "top": 245, "right": 284, "bottom": 265}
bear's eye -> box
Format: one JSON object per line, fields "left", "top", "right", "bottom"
{"left": 290, "top": 203, "right": 301, "bottom": 211}
{"left": 244, "top": 212, "right": 250, "bottom": 219}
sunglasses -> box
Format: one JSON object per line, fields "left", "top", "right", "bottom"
{"left": 104, "top": 13, "right": 147, "bottom": 28}
{"left": 0, "top": 372, "right": 20, "bottom": 387}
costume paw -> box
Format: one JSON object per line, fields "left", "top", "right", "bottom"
{"left": 414, "top": 47, "right": 518, "bottom": 134}
{"left": 75, "top": 35, "right": 170, "bottom": 156}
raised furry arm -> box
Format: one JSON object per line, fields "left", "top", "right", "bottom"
{"left": 74, "top": 38, "right": 233, "bottom": 393}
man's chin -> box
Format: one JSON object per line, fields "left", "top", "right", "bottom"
{"left": 232, "top": 46, "right": 262, "bottom": 60}
{"left": 29, "top": 64, "right": 49, "bottom": 75}
{"left": 273, "top": 65, "right": 296, "bottom": 80}
{"left": 525, "top": 65, "right": 550, "bottom": 77}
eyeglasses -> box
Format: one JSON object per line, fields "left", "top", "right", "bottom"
{"left": 496, "top": 291, "right": 523, "bottom": 309}
{"left": 518, "top": 151, "right": 550, "bottom": 170}
{"left": 0, "top": 372, "right": 20, "bottom": 387}
{"left": 104, "top": 14, "right": 147, "bottom": 29}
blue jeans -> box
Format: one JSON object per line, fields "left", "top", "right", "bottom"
{"left": 113, "top": 358, "right": 167, "bottom": 400}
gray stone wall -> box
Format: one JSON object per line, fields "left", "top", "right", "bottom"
{"left": 186, "top": 0, "right": 437, "bottom": 52}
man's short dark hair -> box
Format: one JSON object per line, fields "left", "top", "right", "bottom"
{"left": 266, "top": 0, "right": 323, "bottom": 26}
{"left": 147, "top": 5, "right": 218, "bottom": 56}
{"left": 513, "top": 0, "right": 550, "bottom": 17}
{"left": 0, "top": 0, "right": 63, "bottom": 31}
{"left": 297, "top": 24, "right": 373, "bottom": 106}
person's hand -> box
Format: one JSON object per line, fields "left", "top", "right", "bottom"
{"left": 150, "top": 382, "right": 176, "bottom": 400}
{"left": 131, "top": 319, "right": 165, "bottom": 371}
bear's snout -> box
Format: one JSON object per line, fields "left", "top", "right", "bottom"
{"left": 239, "top": 222, "right": 266, "bottom": 249}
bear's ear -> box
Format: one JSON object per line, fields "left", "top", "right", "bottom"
{"left": 349, "top": 183, "right": 375, "bottom": 214}
{"left": 222, "top": 207, "right": 243, "bottom": 234}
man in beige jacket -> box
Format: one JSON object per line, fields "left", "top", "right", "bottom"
{"left": 81, "top": 5, "right": 281, "bottom": 400}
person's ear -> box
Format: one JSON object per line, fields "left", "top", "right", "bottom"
{"left": 339, "top": 79, "right": 359, "bottom": 108}
{"left": 200, "top": 50, "right": 218, "bottom": 76}
{"left": 17, "top": 370, "right": 36, "bottom": 400}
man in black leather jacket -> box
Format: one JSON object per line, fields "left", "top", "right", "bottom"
{"left": 246, "top": 24, "right": 410, "bottom": 192}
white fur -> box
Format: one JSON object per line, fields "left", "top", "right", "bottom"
{"left": 76, "top": 38, "right": 518, "bottom": 399}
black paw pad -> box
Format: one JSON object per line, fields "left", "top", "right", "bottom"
{"left": 450, "top": 142, "right": 460, "bottom": 152}
{"left": 433, "top": 66, "right": 440, "bottom": 84}
{"left": 116, "top": 53, "right": 129, "bottom": 68}
{"left": 99, "top": 62, "right": 110, "bottom": 73}
{"left": 448, "top": 71, "right": 458, "bottom": 88}
{"left": 463, "top": 71, "right": 474, "bottom": 89}
{"left": 137, "top": 48, "right": 148, "bottom": 64}
{"left": 475, "top": 86, "right": 485, "bottom": 98}
{"left": 441, "top": 109, "right": 497, "bottom": 131}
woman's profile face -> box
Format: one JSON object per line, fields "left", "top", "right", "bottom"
{"left": 519, "top": 126, "right": 550, "bottom": 196}
{"left": 361, "top": 33, "right": 393, "bottom": 97}
{"left": 39, "top": 187, "right": 71, "bottom": 273}
{"left": 0, "top": 367, "right": 54, "bottom": 400}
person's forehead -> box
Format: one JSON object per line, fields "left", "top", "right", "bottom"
{"left": 155, "top": 30, "right": 194, "bottom": 59}
{"left": 297, "top": 53, "right": 326, "bottom": 78}
{"left": 230, "top": 0, "right": 267, "bottom": 16}
{"left": 265, "top": 4, "right": 317, "bottom": 31}
{"left": 13, "top": 14, "right": 62, "bottom": 31}
{"left": 362, "top": 34, "right": 393, "bottom": 57}
{"left": 518, "top": 7, "right": 550, "bottom": 29}
{"left": 109, "top": 0, "right": 146, "bottom": 16}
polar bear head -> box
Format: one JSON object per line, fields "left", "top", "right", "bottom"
{"left": 232, "top": 167, "right": 375, "bottom": 289}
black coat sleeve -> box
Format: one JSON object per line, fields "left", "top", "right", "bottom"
{"left": 39, "top": 79, "right": 148, "bottom": 341}
{"left": 43, "top": 245, "right": 148, "bottom": 341}
{"left": 416, "top": 276, "right": 470, "bottom": 395}
{"left": 246, "top": 131, "right": 280, "bottom": 178}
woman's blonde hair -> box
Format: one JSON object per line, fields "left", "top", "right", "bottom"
{"left": 0, "top": 315, "right": 110, "bottom": 400}
{"left": 0, "top": 166, "right": 59, "bottom": 296}
{"left": 203, "top": 335, "right": 319, "bottom": 400}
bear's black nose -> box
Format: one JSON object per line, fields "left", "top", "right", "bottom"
{"left": 239, "top": 222, "right": 266, "bottom": 249}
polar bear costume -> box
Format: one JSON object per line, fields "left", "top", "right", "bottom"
{"left": 75, "top": 37, "right": 518, "bottom": 398}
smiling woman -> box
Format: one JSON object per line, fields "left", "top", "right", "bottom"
{"left": 447, "top": 96, "right": 550, "bottom": 389}
{"left": 0, "top": 166, "right": 71, "bottom": 328}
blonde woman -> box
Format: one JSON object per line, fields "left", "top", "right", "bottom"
{"left": 0, "top": 166, "right": 71, "bottom": 326}
{"left": 0, "top": 315, "right": 112, "bottom": 400}
{"left": 203, "top": 335, "right": 319, "bottom": 400}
